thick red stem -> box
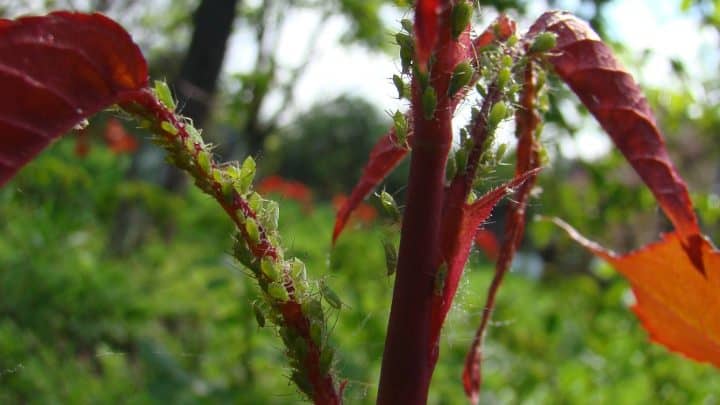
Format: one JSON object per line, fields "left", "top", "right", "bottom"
{"left": 377, "top": 6, "right": 459, "bottom": 400}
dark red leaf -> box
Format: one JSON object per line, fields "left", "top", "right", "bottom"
{"left": 529, "top": 11, "right": 702, "bottom": 262}
{"left": 0, "top": 11, "right": 147, "bottom": 186}
{"left": 332, "top": 128, "right": 408, "bottom": 243}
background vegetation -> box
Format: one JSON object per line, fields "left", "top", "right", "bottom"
{"left": 1, "top": 0, "right": 719, "bottom": 403}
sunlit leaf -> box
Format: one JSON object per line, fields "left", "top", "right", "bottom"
{"left": 0, "top": 12, "right": 147, "bottom": 186}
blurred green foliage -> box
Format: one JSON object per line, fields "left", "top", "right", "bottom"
{"left": 1, "top": 137, "right": 719, "bottom": 404}
{"left": 264, "top": 95, "right": 408, "bottom": 198}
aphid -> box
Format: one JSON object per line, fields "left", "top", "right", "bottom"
{"left": 196, "top": 149, "right": 211, "bottom": 173}
{"left": 451, "top": 0, "right": 473, "bottom": 40}
{"left": 154, "top": 80, "right": 176, "bottom": 111}
{"left": 392, "top": 111, "right": 409, "bottom": 146}
{"left": 261, "top": 257, "right": 280, "bottom": 281}
{"left": 320, "top": 281, "right": 342, "bottom": 309}
{"left": 267, "top": 282, "right": 289, "bottom": 302}
{"left": 378, "top": 191, "right": 401, "bottom": 222}
{"left": 252, "top": 301, "right": 266, "bottom": 327}
{"left": 422, "top": 87, "right": 437, "bottom": 120}
{"left": 487, "top": 101, "right": 508, "bottom": 132}
{"left": 530, "top": 32, "right": 558, "bottom": 54}
{"left": 434, "top": 263, "right": 448, "bottom": 296}
{"left": 161, "top": 120, "right": 178, "bottom": 136}
{"left": 245, "top": 219, "right": 260, "bottom": 244}
{"left": 448, "top": 60, "right": 474, "bottom": 97}
{"left": 383, "top": 239, "right": 398, "bottom": 276}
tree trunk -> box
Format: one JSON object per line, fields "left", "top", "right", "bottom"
{"left": 162, "top": 0, "right": 241, "bottom": 195}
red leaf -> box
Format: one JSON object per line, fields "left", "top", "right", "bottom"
{"left": 429, "top": 168, "right": 541, "bottom": 353}
{"left": 414, "top": 0, "right": 440, "bottom": 68}
{"left": 473, "top": 230, "right": 499, "bottom": 261}
{"left": 104, "top": 118, "right": 138, "bottom": 154}
{"left": 530, "top": 11, "right": 701, "bottom": 256}
{"left": 0, "top": 12, "right": 147, "bottom": 186}
{"left": 462, "top": 65, "right": 542, "bottom": 403}
{"left": 257, "top": 175, "right": 314, "bottom": 209}
{"left": 553, "top": 219, "right": 720, "bottom": 368}
{"left": 332, "top": 128, "right": 408, "bottom": 243}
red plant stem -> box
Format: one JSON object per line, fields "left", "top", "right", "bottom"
{"left": 463, "top": 65, "right": 540, "bottom": 402}
{"left": 377, "top": 4, "right": 461, "bottom": 401}
{"left": 121, "top": 89, "right": 341, "bottom": 404}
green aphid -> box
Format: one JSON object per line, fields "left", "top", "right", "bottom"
{"left": 186, "top": 124, "right": 202, "bottom": 142}
{"left": 400, "top": 18, "right": 413, "bottom": 33}
{"left": 261, "top": 257, "right": 280, "bottom": 281}
{"left": 383, "top": 239, "right": 398, "bottom": 276}
{"left": 455, "top": 146, "right": 469, "bottom": 175}
{"left": 303, "top": 299, "right": 324, "bottom": 322}
{"left": 395, "top": 32, "right": 413, "bottom": 50}
{"left": 487, "top": 101, "right": 508, "bottom": 132}
{"left": 292, "top": 335, "right": 308, "bottom": 360}
{"left": 497, "top": 67, "right": 512, "bottom": 90}
{"left": 476, "top": 82, "right": 487, "bottom": 98}
{"left": 466, "top": 190, "right": 477, "bottom": 204}
{"left": 530, "top": 32, "right": 558, "bottom": 54}
{"left": 154, "top": 80, "right": 176, "bottom": 111}
{"left": 422, "top": 87, "right": 437, "bottom": 120}
{"left": 267, "top": 282, "right": 289, "bottom": 302}
{"left": 252, "top": 301, "right": 266, "bottom": 327}
{"left": 378, "top": 191, "right": 401, "bottom": 222}
{"left": 291, "top": 258, "right": 306, "bottom": 280}
{"left": 237, "top": 156, "right": 256, "bottom": 193}
{"left": 260, "top": 200, "right": 279, "bottom": 231}
{"left": 197, "top": 150, "right": 212, "bottom": 173}
{"left": 445, "top": 153, "right": 457, "bottom": 182}
{"left": 448, "top": 60, "right": 474, "bottom": 97}
{"left": 320, "top": 281, "right": 342, "bottom": 309}
{"left": 161, "top": 120, "right": 178, "bottom": 136}
{"left": 247, "top": 192, "right": 262, "bottom": 213}
{"left": 393, "top": 111, "right": 409, "bottom": 146}
{"left": 291, "top": 370, "right": 313, "bottom": 397}
{"left": 434, "top": 263, "right": 448, "bottom": 296}
{"left": 319, "top": 347, "right": 335, "bottom": 374}
{"left": 245, "top": 218, "right": 261, "bottom": 245}
{"left": 495, "top": 143, "right": 509, "bottom": 162}
{"left": 451, "top": 1, "right": 473, "bottom": 39}
{"left": 310, "top": 321, "right": 324, "bottom": 347}
{"left": 392, "top": 74, "right": 409, "bottom": 99}
{"left": 400, "top": 45, "right": 413, "bottom": 74}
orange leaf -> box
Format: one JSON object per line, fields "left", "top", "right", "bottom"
{"left": 553, "top": 218, "right": 720, "bottom": 367}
